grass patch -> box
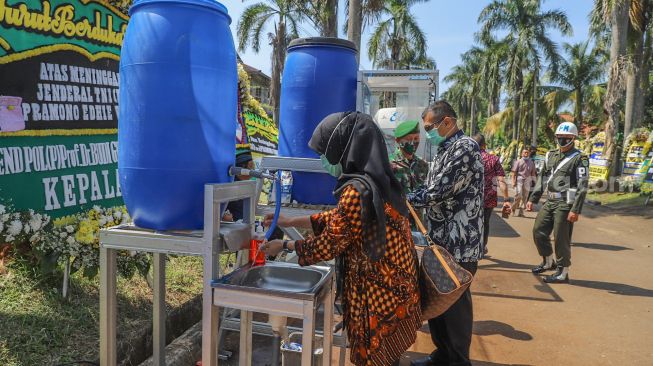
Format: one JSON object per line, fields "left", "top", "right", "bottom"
{"left": 0, "top": 255, "right": 204, "bottom": 366}
{"left": 587, "top": 192, "right": 650, "bottom": 208}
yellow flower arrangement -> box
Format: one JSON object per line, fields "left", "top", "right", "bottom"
{"left": 238, "top": 63, "right": 270, "bottom": 119}
{"left": 75, "top": 219, "right": 96, "bottom": 246}
{"left": 43, "top": 205, "right": 147, "bottom": 278}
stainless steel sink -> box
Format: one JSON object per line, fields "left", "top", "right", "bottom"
{"left": 213, "top": 261, "right": 331, "bottom": 298}
{"left": 240, "top": 264, "right": 325, "bottom": 293}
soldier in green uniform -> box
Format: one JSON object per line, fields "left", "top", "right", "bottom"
{"left": 527, "top": 122, "right": 589, "bottom": 283}
{"left": 390, "top": 120, "right": 429, "bottom": 195}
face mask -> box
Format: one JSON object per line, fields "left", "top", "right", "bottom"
{"left": 399, "top": 141, "right": 419, "bottom": 154}
{"left": 557, "top": 137, "right": 574, "bottom": 148}
{"left": 426, "top": 129, "right": 447, "bottom": 147}
{"left": 320, "top": 113, "right": 357, "bottom": 178}
{"left": 320, "top": 154, "right": 342, "bottom": 178}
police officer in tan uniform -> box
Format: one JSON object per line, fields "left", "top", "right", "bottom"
{"left": 527, "top": 122, "right": 589, "bottom": 283}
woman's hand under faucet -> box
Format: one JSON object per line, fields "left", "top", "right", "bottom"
{"left": 261, "top": 239, "right": 287, "bottom": 256}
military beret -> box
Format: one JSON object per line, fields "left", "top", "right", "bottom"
{"left": 394, "top": 120, "right": 420, "bottom": 138}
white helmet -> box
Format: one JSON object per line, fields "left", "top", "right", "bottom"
{"left": 555, "top": 122, "right": 578, "bottom": 137}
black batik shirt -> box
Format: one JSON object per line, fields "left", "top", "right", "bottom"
{"left": 408, "top": 130, "right": 485, "bottom": 262}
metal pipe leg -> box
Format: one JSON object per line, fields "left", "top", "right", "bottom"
{"left": 240, "top": 310, "right": 253, "bottom": 366}
{"left": 202, "top": 259, "right": 219, "bottom": 366}
{"left": 302, "top": 301, "right": 316, "bottom": 365}
{"left": 322, "top": 280, "right": 334, "bottom": 365}
{"left": 270, "top": 334, "right": 281, "bottom": 366}
{"left": 100, "top": 247, "right": 117, "bottom": 366}
{"left": 339, "top": 332, "right": 347, "bottom": 366}
{"left": 153, "top": 253, "right": 166, "bottom": 366}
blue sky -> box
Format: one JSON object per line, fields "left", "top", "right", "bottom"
{"left": 225, "top": 0, "right": 595, "bottom": 94}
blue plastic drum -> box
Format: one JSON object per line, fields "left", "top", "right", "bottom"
{"left": 278, "top": 37, "right": 358, "bottom": 205}
{"left": 119, "top": 0, "right": 237, "bottom": 230}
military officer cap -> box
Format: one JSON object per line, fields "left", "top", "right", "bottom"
{"left": 395, "top": 120, "right": 420, "bottom": 138}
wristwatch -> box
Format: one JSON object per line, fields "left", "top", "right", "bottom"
{"left": 282, "top": 240, "right": 293, "bottom": 253}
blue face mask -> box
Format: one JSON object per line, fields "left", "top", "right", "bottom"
{"left": 320, "top": 155, "right": 342, "bottom": 178}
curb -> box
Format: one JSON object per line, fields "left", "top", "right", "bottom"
{"left": 139, "top": 322, "right": 202, "bottom": 366}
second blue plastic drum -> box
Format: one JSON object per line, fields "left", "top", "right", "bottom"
{"left": 119, "top": 0, "right": 237, "bottom": 230}
{"left": 278, "top": 37, "right": 358, "bottom": 205}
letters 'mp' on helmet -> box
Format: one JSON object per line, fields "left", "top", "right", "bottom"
{"left": 555, "top": 122, "right": 578, "bottom": 137}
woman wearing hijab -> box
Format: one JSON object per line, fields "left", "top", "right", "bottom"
{"left": 262, "top": 112, "right": 421, "bottom": 366}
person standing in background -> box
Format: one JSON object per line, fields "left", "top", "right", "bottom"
{"left": 222, "top": 150, "right": 255, "bottom": 222}
{"left": 390, "top": 120, "right": 429, "bottom": 196}
{"left": 223, "top": 150, "right": 284, "bottom": 245}
{"left": 511, "top": 148, "right": 537, "bottom": 217}
{"left": 473, "top": 133, "right": 511, "bottom": 256}
{"left": 527, "top": 122, "right": 589, "bottom": 284}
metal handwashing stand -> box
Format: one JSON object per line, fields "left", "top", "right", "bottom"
{"left": 99, "top": 181, "right": 258, "bottom": 366}
{"left": 99, "top": 175, "right": 338, "bottom": 366}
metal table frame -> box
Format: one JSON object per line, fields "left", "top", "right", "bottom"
{"left": 100, "top": 157, "right": 345, "bottom": 366}
{"left": 213, "top": 264, "right": 334, "bottom": 366}
{"left": 99, "top": 180, "right": 257, "bottom": 366}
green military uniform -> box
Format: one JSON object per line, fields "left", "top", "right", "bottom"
{"left": 529, "top": 148, "right": 590, "bottom": 267}
{"left": 391, "top": 120, "right": 429, "bottom": 239}
{"left": 390, "top": 120, "right": 429, "bottom": 195}
{"left": 390, "top": 148, "right": 429, "bottom": 195}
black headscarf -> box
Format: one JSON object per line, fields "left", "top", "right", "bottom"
{"left": 309, "top": 111, "right": 409, "bottom": 262}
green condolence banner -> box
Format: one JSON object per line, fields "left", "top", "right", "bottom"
{"left": 0, "top": 132, "right": 123, "bottom": 217}
{"left": 0, "top": 0, "right": 127, "bottom": 219}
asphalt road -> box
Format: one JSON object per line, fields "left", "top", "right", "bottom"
{"left": 217, "top": 202, "right": 653, "bottom": 366}
{"left": 397, "top": 202, "right": 653, "bottom": 366}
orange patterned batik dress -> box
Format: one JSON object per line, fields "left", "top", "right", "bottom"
{"left": 295, "top": 185, "right": 422, "bottom": 366}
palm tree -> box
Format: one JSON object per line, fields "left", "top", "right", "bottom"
{"left": 475, "top": 36, "right": 510, "bottom": 117}
{"left": 374, "top": 47, "right": 436, "bottom": 70}
{"left": 237, "top": 0, "right": 304, "bottom": 124}
{"left": 551, "top": 41, "right": 606, "bottom": 128}
{"left": 443, "top": 79, "right": 473, "bottom": 133}
{"left": 634, "top": 27, "right": 653, "bottom": 126}
{"left": 298, "top": 0, "right": 339, "bottom": 37}
{"left": 367, "top": 0, "right": 430, "bottom": 70}
{"left": 444, "top": 50, "right": 483, "bottom": 134}
{"left": 479, "top": 0, "right": 572, "bottom": 144}
{"left": 624, "top": 0, "right": 652, "bottom": 137}
{"left": 345, "top": 0, "right": 386, "bottom": 63}
{"left": 591, "top": 0, "right": 631, "bottom": 176}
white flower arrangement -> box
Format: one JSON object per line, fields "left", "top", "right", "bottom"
{"left": 1, "top": 206, "right": 50, "bottom": 245}
{"left": 7, "top": 220, "right": 23, "bottom": 236}
{"left": 0, "top": 198, "right": 148, "bottom": 279}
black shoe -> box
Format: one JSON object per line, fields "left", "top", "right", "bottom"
{"left": 543, "top": 268, "right": 570, "bottom": 283}
{"left": 531, "top": 259, "right": 557, "bottom": 274}
{"left": 410, "top": 355, "right": 436, "bottom": 366}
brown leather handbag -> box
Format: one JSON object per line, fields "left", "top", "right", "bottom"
{"left": 407, "top": 201, "right": 474, "bottom": 320}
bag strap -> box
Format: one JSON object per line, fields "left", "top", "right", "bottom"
{"left": 406, "top": 199, "right": 429, "bottom": 240}
{"left": 406, "top": 200, "right": 461, "bottom": 287}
